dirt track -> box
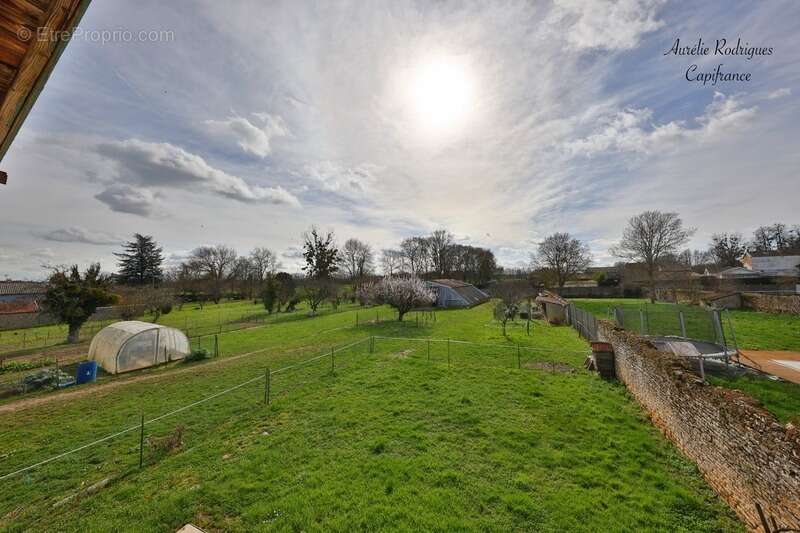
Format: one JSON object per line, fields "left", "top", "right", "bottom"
{"left": 739, "top": 350, "right": 800, "bottom": 384}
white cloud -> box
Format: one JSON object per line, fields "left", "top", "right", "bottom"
{"left": 766, "top": 88, "right": 791, "bottom": 100}
{"left": 35, "top": 227, "right": 122, "bottom": 245}
{"left": 303, "top": 161, "right": 380, "bottom": 196}
{"left": 95, "top": 184, "right": 160, "bottom": 216}
{"left": 96, "top": 139, "right": 300, "bottom": 207}
{"left": 205, "top": 113, "right": 289, "bottom": 157}
{"left": 551, "top": 0, "right": 665, "bottom": 51}
{"left": 281, "top": 245, "right": 304, "bottom": 260}
{"left": 564, "top": 93, "right": 758, "bottom": 157}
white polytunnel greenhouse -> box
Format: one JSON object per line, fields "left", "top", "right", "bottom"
{"left": 88, "top": 321, "right": 191, "bottom": 374}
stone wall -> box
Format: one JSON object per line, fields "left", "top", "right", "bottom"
{"left": 597, "top": 320, "right": 800, "bottom": 531}
{"left": 552, "top": 286, "right": 623, "bottom": 298}
{"left": 742, "top": 292, "right": 800, "bottom": 315}
{"left": 0, "top": 305, "right": 146, "bottom": 331}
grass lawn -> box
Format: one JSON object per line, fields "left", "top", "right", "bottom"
{"left": 0, "top": 304, "right": 741, "bottom": 531}
{"left": 571, "top": 298, "right": 800, "bottom": 423}
{"left": 570, "top": 298, "right": 800, "bottom": 352}
{"left": 0, "top": 299, "right": 364, "bottom": 358}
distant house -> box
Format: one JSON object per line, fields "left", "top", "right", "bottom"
{"left": 0, "top": 281, "right": 46, "bottom": 314}
{"left": 740, "top": 253, "right": 800, "bottom": 277}
{"left": 425, "top": 279, "right": 489, "bottom": 308}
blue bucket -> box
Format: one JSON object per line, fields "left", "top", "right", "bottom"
{"left": 76, "top": 360, "right": 98, "bottom": 385}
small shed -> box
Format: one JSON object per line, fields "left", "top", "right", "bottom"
{"left": 425, "top": 279, "right": 489, "bottom": 308}
{"left": 88, "top": 321, "right": 190, "bottom": 374}
{"left": 535, "top": 291, "right": 569, "bottom": 325}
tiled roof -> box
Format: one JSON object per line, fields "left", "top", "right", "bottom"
{"left": 0, "top": 281, "right": 47, "bottom": 296}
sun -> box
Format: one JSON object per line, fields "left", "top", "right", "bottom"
{"left": 407, "top": 53, "right": 476, "bottom": 136}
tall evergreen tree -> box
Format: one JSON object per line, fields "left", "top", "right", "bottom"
{"left": 115, "top": 234, "right": 165, "bottom": 286}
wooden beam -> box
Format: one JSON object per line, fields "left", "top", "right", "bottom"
{"left": 0, "top": 0, "right": 91, "bottom": 164}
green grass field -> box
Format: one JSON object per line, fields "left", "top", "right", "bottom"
{"left": 570, "top": 298, "right": 800, "bottom": 352}
{"left": 0, "top": 304, "right": 741, "bottom": 531}
{"left": 571, "top": 298, "right": 800, "bottom": 423}
{"left": 0, "top": 299, "right": 365, "bottom": 358}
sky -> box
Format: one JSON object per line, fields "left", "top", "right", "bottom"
{"left": 1, "top": 0, "right": 798, "bottom": 279}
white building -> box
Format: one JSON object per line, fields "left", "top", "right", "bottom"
{"left": 741, "top": 253, "right": 800, "bottom": 276}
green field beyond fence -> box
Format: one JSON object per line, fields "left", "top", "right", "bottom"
{"left": 571, "top": 298, "right": 800, "bottom": 352}
{"left": 0, "top": 304, "right": 741, "bottom": 532}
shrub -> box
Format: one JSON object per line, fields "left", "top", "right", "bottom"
{"left": 184, "top": 348, "right": 209, "bottom": 362}
{"left": 119, "top": 305, "right": 137, "bottom": 321}
{"left": 159, "top": 303, "right": 173, "bottom": 316}
{"left": 261, "top": 279, "right": 278, "bottom": 314}
{"left": 286, "top": 297, "right": 300, "bottom": 312}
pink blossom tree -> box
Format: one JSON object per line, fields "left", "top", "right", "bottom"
{"left": 365, "top": 276, "right": 435, "bottom": 321}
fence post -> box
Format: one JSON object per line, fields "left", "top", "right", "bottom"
{"left": 139, "top": 413, "right": 145, "bottom": 468}
{"left": 678, "top": 311, "right": 687, "bottom": 338}
{"left": 264, "top": 368, "right": 270, "bottom": 405}
{"left": 416, "top": 313, "right": 419, "bottom": 327}
{"left": 376, "top": 310, "right": 379, "bottom": 324}
{"left": 356, "top": 312, "right": 359, "bottom": 327}
{"left": 517, "top": 344, "right": 521, "bottom": 369}
{"left": 447, "top": 338, "right": 451, "bottom": 369}
{"left": 639, "top": 309, "right": 646, "bottom": 335}
{"left": 712, "top": 310, "right": 728, "bottom": 363}
{"left": 698, "top": 356, "right": 706, "bottom": 382}
{"left": 214, "top": 334, "right": 219, "bottom": 357}
{"left": 330, "top": 346, "right": 335, "bottom": 374}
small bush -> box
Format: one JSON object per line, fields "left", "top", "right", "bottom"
{"left": 119, "top": 306, "right": 137, "bottom": 321}
{"left": 184, "top": 348, "right": 209, "bottom": 363}
{"left": 159, "top": 303, "right": 173, "bottom": 316}
{"left": 286, "top": 298, "right": 300, "bottom": 312}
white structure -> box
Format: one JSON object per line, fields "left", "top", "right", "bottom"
{"left": 741, "top": 254, "right": 800, "bottom": 276}
{"left": 425, "top": 279, "right": 489, "bottom": 308}
{"left": 88, "top": 321, "right": 190, "bottom": 374}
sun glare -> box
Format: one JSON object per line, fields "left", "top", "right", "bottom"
{"left": 407, "top": 53, "right": 475, "bottom": 136}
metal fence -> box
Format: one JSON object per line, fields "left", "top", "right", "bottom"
{"left": 610, "top": 304, "right": 737, "bottom": 349}
{"left": 0, "top": 334, "right": 588, "bottom": 492}
{"left": 565, "top": 304, "right": 598, "bottom": 341}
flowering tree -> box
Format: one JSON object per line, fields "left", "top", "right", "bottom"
{"left": 365, "top": 276, "right": 435, "bottom": 321}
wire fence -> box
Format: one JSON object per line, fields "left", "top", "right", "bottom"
{"left": 565, "top": 304, "right": 598, "bottom": 341}
{"left": 566, "top": 301, "right": 740, "bottom": 354}
{"left": 0, "top": 332, "right": 589, "bottom": 516}
{"left": 0, "top": 305, "right": 428, "bottom": 401}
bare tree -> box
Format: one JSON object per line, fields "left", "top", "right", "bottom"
{"left": 489, "top": 280, "right": 532, "bottom": 336}
{"left": 339, "top": 238, "right": 374, "bottom": 283}
{"left": 250, "top": 247, "right": 280, "bottom": 284}
{"left": 187, "top": 245, "right": 238, "bottom": 303}
{"left": 400, "top": 237, "right": 429, "bottom": 277}
{"left": 534, "top": 233, "right": 591, "bottom": 288}
{"left": 380, "top": 249, "right": 405, "bottom": 276}
{"left": 678, "top": 248, "right": 712, "bottom": 267}
{"left": 611, "top": 211, "right": 695, "bottom": 302}
{"left": 709, "top": 233, "right": 746, "bottom": 267}
{"left": 427, "top": 229, "right": 453, "bottom": 277}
